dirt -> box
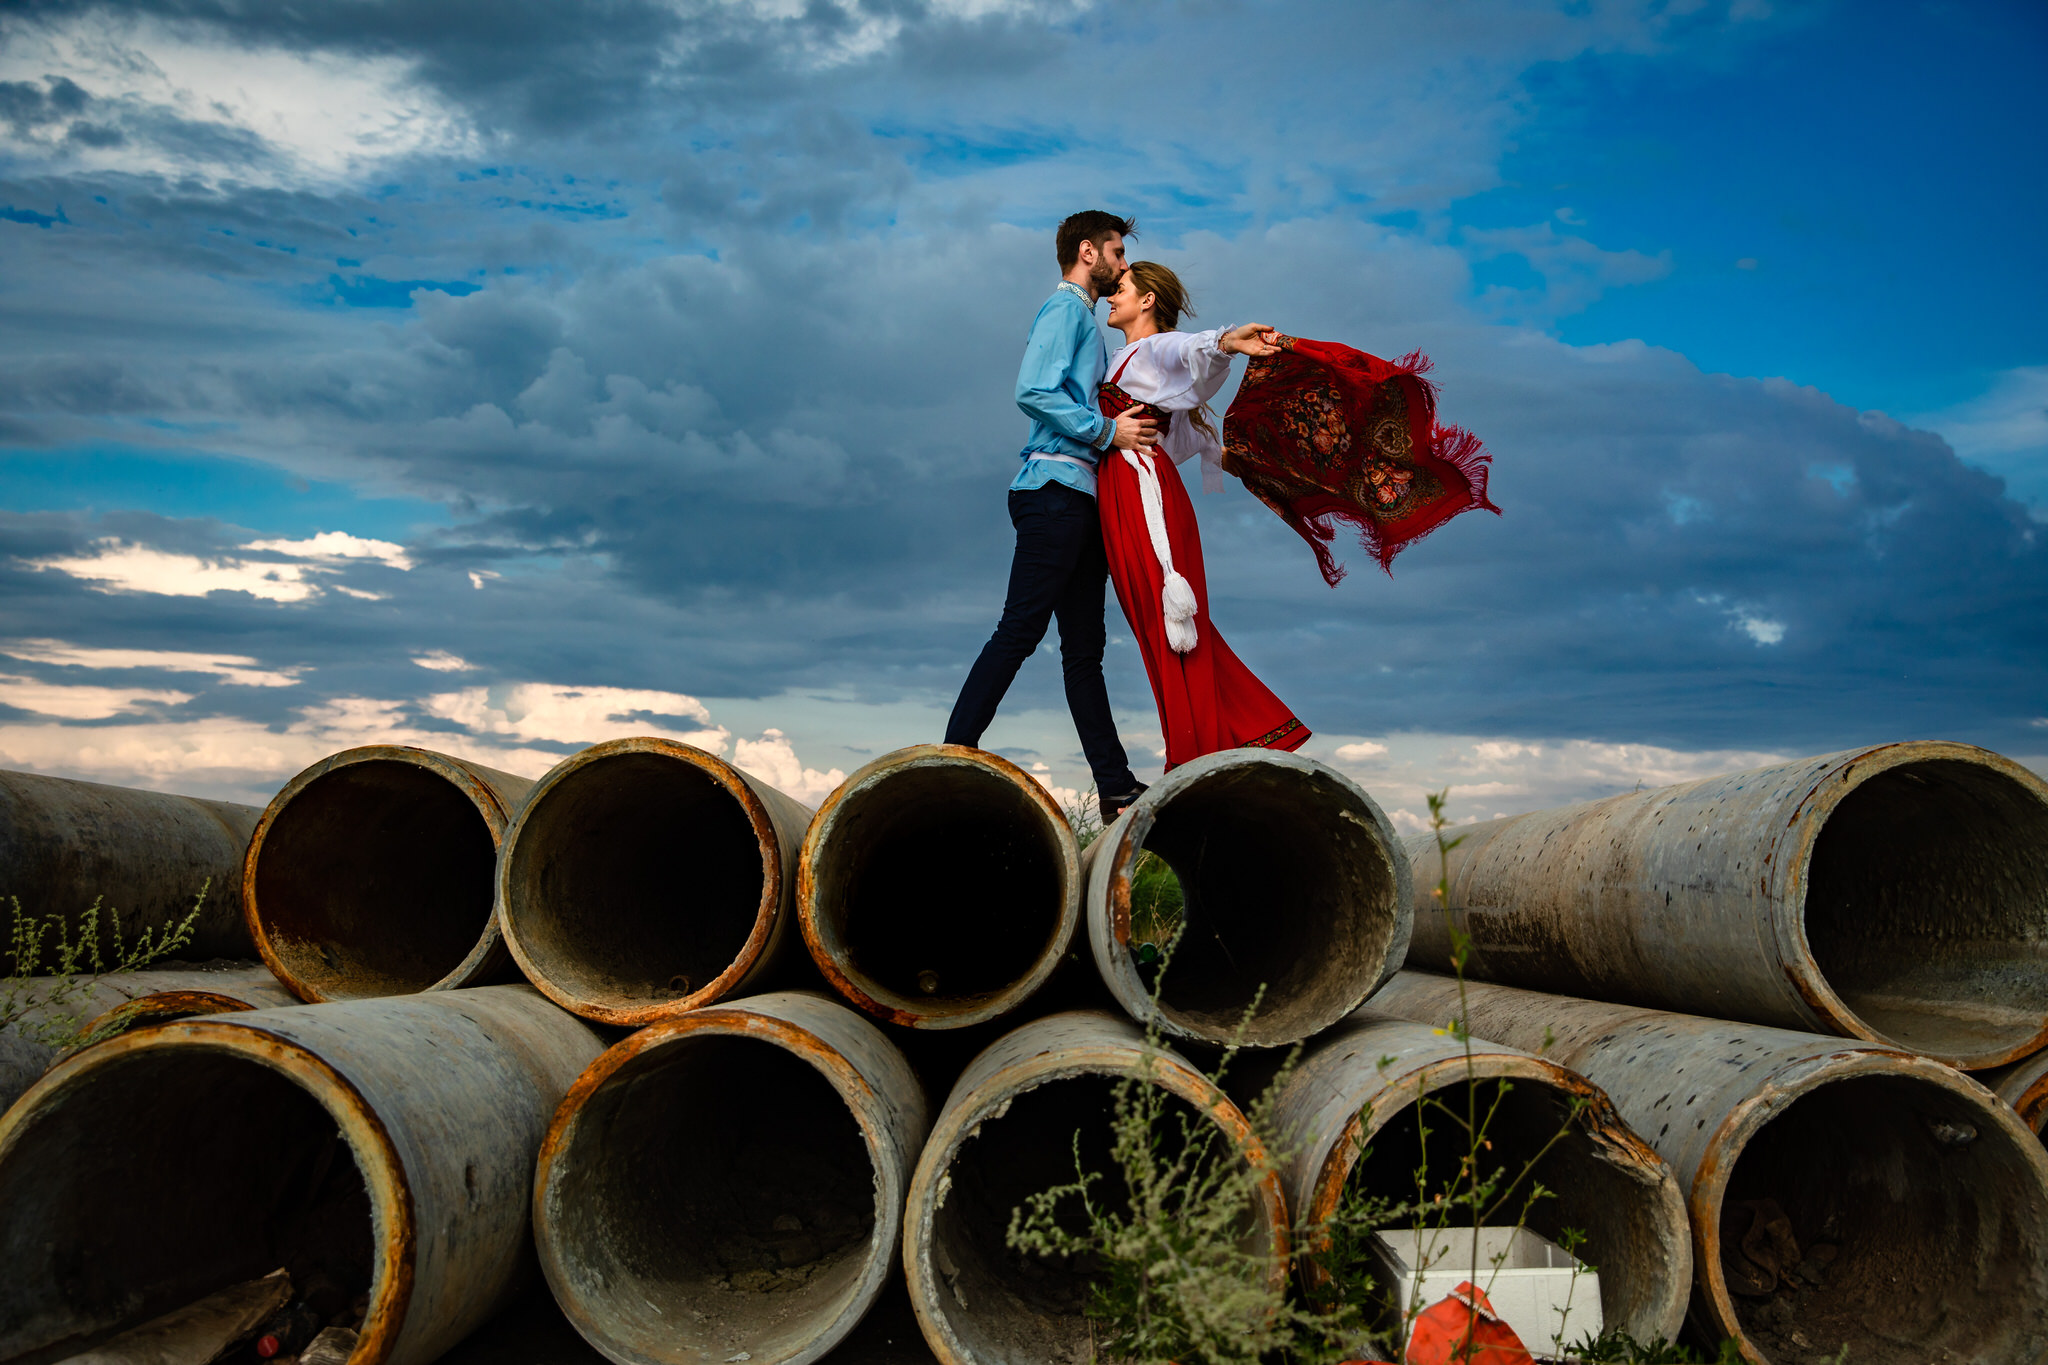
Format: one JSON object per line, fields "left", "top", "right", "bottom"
{"left": 435, "top": 1278, "right": 941, "bottom": 1365}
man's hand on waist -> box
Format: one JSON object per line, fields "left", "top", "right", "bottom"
{"left": 1110, "top": 410, "right": 1159, "bottom": 451}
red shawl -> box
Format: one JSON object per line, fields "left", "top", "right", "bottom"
{"left": 1222, "top": 337, "right": 1497, "bottom": 583}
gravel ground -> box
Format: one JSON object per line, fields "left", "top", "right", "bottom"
{"left": 436, "top": 1278, "right": 942, "bottom": 1365}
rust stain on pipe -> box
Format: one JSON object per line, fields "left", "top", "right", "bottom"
{"left": 799, "top": 744, "right": 1082, "bottom": 1031}
{"left": 1271, "top": 1010, "right": 1690, "bottom": 1343}
{"left": 903, "top": 1009, "right": 1289, "bottom": 1365}
{"left": 1983, "top": 1048, "right": 2048, "bottom": 1135}
{"left": 1084, "top": 749, "right": 1413, "bottom": 1048}
{"left": 497, "top": 737, "right": 815, "bottom": 1026}
{"left": 0, "top": 985, "right": 601, "bottom": 1365}
{"left": 534, "top": 990, "right": 930, "bottom": 1365}
{"left": 244, "top": 746, "right": 531, "bottom": 1002}
{"left": 0, "top": 767, "right": 259, "bottom": 959}
{"left": 1405, "top": 741, "right": 2048, "bottom": 1069}
{"left": 1369, "top": 971, "right": 2048, "bottom": 1365}
{"left": 2, "top": 963, "right": 295, "bottom": 1113}
{"left": 77, "top": 963, "right": 299, "bottom": 1041}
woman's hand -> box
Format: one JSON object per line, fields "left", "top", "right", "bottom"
{"left": 1220, "top": 323, "right": 1283, "bottom": 357}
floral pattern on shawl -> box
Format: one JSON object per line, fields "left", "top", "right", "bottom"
{"left": 1222, "top": 335, "right": 1495, "bottom": 583}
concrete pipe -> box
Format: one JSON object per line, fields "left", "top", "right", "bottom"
{"left": 0, "top": 985, "right": 602, "bottom": 1365}
{"left": 1406, "top": 741, "right": 2048, "bottom": 1069}
{"left": 499, "top": 738, "right": 815, "bottom": 1025}
{"left": 1985, "top": 1049, "right": 2048, "bottom": 1136}
{"left": 800, "top": 744, "right": 1081, "bottom": 1030}
{"left": 1371, "top": 971, "right": 2048, "bottom": 1365}
{"left": 245, "top": 746, "right": 531, "bottom": 1001}
{"left": 534, "top": 991, "right": 929, "bottom": 1365}
{"left": 1, "top": 964, "right": 295, "bottom": 1114}
{"left": 903, "top": 1010, "right": 1289, "bottom": 1365}
{"left": 1271, "top": 1009, "right": 1690, "bottom": 1346}
{"left": 0, "top": 767, "right": 258, "bottom": 959}
{"left": 79, "top": 962, "right": 299, "bottom": 1040}
{"left": 1085, "top": 749, "right": 1411, "bottom": 1048}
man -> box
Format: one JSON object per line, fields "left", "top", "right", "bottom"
{"left": 944, "top": 210, "right": 1158, "bottom": 823}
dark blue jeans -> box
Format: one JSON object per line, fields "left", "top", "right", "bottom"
{"left": 945, "top": 482, "right": 1138, "bottom": 795}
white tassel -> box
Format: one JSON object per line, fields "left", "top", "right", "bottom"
{"left": 1162, "top": 570, "right": 1198, "bottom": 652}
{"left": 1123, "top": 447, "right": 1200, "bottom": 654}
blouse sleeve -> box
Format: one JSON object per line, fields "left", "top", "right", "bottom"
{"left": 1184, "top": 327, "right": 1235, "bottom": 402}
{"left": 1136, "top": 328, "right": 1235, "bottom": 409}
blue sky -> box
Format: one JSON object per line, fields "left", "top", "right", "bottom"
{"left": 0, "top": 0, "right": 2042, "bottom": 822}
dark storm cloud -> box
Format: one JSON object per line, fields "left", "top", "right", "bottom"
{"left": 0, "top": 0, "right": 2039, "bottom": 790}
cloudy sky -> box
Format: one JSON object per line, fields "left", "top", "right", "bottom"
{"left": 1, "top": 0, "right": 2042, "bottom": 828}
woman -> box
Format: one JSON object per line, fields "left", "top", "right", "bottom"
{"left": 1096, "top": 261, "right": 1310, "bottom": 770}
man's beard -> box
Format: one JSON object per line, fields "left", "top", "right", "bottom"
{"left": 1089, "top": 257, "right": 1121, "bottom": 296}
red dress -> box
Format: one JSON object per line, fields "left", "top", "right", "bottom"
{"left": 1098, "top": 355, "right": 1309, "bottom": 771}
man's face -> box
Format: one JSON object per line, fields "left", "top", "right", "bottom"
{"left": 1085, "top": 232, "right": 1128, "bottom": 295}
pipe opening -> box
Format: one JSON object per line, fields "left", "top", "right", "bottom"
{"left": 504, "top": 752, "right": 764, "bottom": 1012}
{"left": 929, "top": 1073, "right": 1262, "bottom": 1362}
{"left": 1333, "top": 1076, "right": 1668, "bottom": 1346}
{"left": 810, "top": 763, "right": 1065, "bottom": 1018}
{"left": 1720, "top": 1073, "right": 2048, "bottom": 1365}
{"left": 1133, "top": 763, "right": 1399, "bottom": 1044}
{"left": 543, "top": 1035, "right": 878, "bottom": 1364}
{"left": 1805, "top": 758, "right": 2048, "bottom": 1061}
{"left": 255, "top": 759, "right": 496, "bottom": 998}
{"left": 0, "top": 1048, "right": 375, "bottom": 1365}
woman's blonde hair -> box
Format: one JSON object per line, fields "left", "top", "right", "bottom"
{"left": 1125, "top": 261, "right": 1217, "bottom": 441}
{"left": 1126, "top": 260, "right": 1194, "bottom": 331}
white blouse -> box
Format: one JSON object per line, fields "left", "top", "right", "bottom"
{"left": 1104, "top": 327, "right": 1237, "bottom": 493}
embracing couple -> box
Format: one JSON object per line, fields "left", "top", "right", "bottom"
{"left": 944, "top": 210, "right": 1309, "bottom": 823}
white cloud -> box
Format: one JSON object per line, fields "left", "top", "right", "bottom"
{"left": 412, "top": 651, "right": 474, "bottom": 672}
{"left": 0, "top": 675, "right": 192, "bottom": 720}
{"left": 30, "top": 541, "right": 327, "bottom": 603}
{"left": 1694, "top": 593, "right": 1787, "bottom": 647}
{"left": 1313, "top": 732, "right": 1790, "bottom": 833}
{"left": 1737, "top": 614, "right": 1786, "bottom": 646}
{"left": 421, "top": 683, "right": 727, "bottom": 749}
{"left": 27, "top": 533, "right": 413, "bottom": 604}
{"left": 468, "top": 571, "right": 501, "bottom": 590}
{"left": 245, "top": 532, "right": 415, "bottom": 571}
{"left": 0, "top": 686, "right": 862, "bottom": 808}
{"left": 1334, "top": 740, "right": 1389, "bottom": 760}
{"left": 0, "top": 11, "right": 477, "bottom": 184}
{"left": 1, "top": 639, "right": 300, "bottom": 687}
{"left": 732, "top": 728, "right": 846, "bottom": 807}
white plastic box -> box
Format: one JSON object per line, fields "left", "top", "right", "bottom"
{"left": 1373, "top": 1226, "right": 1603, "bottom": 1355}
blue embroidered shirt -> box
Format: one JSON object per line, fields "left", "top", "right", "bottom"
{"left": 1009, "top": 280, "right": 1117, "bottom": 498}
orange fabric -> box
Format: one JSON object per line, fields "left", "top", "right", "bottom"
{"left": 1402, "top": 1282, "right": 1535, "bottom": 1365}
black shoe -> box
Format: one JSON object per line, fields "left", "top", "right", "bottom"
{"left": 1099, "top": 782, "right": 1148, "bottom": 826}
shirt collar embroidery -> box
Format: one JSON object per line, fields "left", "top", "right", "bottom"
{"left": 1055, "top": 279, "right": 1093, "bottom": 306}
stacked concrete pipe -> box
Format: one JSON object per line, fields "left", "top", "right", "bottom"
{"left": 1405, "top": 741, "right": 2048, "bottom": 1069}
{"left": 1, "top": 964, "right": 296, "bottom": 1114}
{"left": 800, "top": 744, "right": 1083, "bottom": 1030}
{"left": 1270, "top": 1008, "right": 1691, "bottom": 1347}
{"left": 534, "top": 991, "right": 928, "bottom": 1365}
{"left": 0, "top": 985, "right": 602, "bottom": 1365}
{"left": 1370, "top": 971, "right": 2048, "bottom": 1365}
{"left": 0, "top": 766, "right": 259, "bottom": 958}
{"left": 1986, "top": 1049, "right": 2048, "bottom": 1136}
{"left": 903, "top": 1010, "right": 1289, "bottom": 1365}
{"left": 244, "top": 746, "right": 531, "bottom": 1000}
{"left": 74, "top": 962, "right": 300, "bottom": 1041}
{"left": 1085, "top": 749, "right": 1412, "bottom": 1048}
{"left": 498, "top": 737, "right": 814, "bottom": 1026}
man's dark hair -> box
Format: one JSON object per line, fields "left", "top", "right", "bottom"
{"left": 1056, "top": 211, "right": 1137, "bottom": 270}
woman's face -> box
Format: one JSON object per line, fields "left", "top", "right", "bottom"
{"left": 1106, "top": 272, "right": 1151, "bottom": 333}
